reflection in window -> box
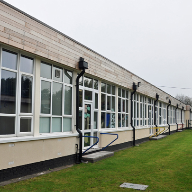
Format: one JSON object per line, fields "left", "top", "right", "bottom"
{"left": 106, "top": 113, "right": 111, "bottom": 128}
{"left": 2, "top": 49, "right": 17, "bottom": 70}
{"left": 95, "top": 93, "right": 98, "bottom": 109}
{"left": 64, "top": 70, "right": 72, "bottom": 84}
{"left": 41, "top": 62, "right": 52, "bottom": 79}
{"left": 101, "top": 83, "right": 106, "bottom": 92}
{"left": 84, "top": 132, "right": 90, "bottom": 147}
{"left": 94, "top": 112, "right": 97, "bottom": 129}
{"left": 101, "top": 94, "right": 106, "bottom": 110}
{"left": 20, "top": 118, "right": 31, "bottom": 132}
{"left": 64, "top": 86, "right": 72, "bottom": 115}
{"left": 0, "top": 116, "right": 15, "bottom": 135}
{"left": 0, "top": 70, "right": 16, "bottom": 114}
{"left": 52, "top": 82, "right": 62, "bottom": 115}
{"left": 94, "top": 80, "right": 98, "bottom": 89}
{"left": 21, "top": 75, "right": 32, "bottom": 113}
{"left": 84, "top": 90, "right": 92, "bottom": 100}
{"left": 101, "top": 112, "right": 105, "bottom": 128}
{"left": 20, "top": 55, "right": 33, "bottom": 74}
{"left": 41, "top": 81, "right": 51, "bottom": 114}
{"left": 84, "top": 76, "right": 93, "bottom": 88}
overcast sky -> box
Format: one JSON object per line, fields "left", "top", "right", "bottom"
{"left": 4, "top": 0, "right": 192, "bottom": 98}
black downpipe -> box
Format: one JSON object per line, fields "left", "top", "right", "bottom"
{"left": 176, "top": 104, "right": 178, "bottom": 132}
{"left": 154, "top": 94, "right": 159, "bottom": 132}
{"left": 167, "top": 100, "right": 171, "bottom": 135}
{"left": 131, "top": 82, "right": 139, "bottom": 146}
{"left": 76, "top": 69, "right": 85, "bottom": 163}
{"left": 181, "top": 106, "right": 184, "bottom": 130}
{"left": 131, "top": 89, "right": 136, "bottom": 146}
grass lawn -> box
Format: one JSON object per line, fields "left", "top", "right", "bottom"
{"left": 1, "top": 130, "right": 192, "bottom": 192}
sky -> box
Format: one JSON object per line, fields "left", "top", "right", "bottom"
{"left": 4, "top": 0, "right": 192, "bottom": 98}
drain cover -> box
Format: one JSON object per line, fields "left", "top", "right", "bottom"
{"left": 120, "top": 183, "right": 148, "bottom": 190}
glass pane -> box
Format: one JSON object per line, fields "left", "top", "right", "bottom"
{"left": 79, "top": 111, "right": 82, "bottom": 130}
{"left": 94, "top": 80, "right": 98, "bottom": 89}
{"left": 20, "top": 55, "right": 33, "bottom": 74}
{"left": 126, "top": 91, "right": 129, "bottom": 99}
{"left": 137, "top": 103, "right": 139, "bottom": 118}
{"left": 20, "top": 118, "right": 31, "bottom": 132}
{"left": 84, "top": 132, "right": 90, "bottom": 147}
{"left": 2, "top": 49, "right": 17, "bottom": 70}
{"left": 84, "top": 90, "right": 92, "bottom": 100}
{"left": 118, "top": 98, "right": 121, "bottom": 112}
{"left": 95, "top": 93, "right": 98, "bottom": 109}
{"left": 79, "top": 75, "right": 83, "bottom": 86}
{"left": 112, "top": 86, "right": 115, "bottom": 95}
{"left": 126, "top": 100, "right": 128, "bottom": 113}
{"left": 63, "top": 117, "right": 72, "bottom": 132}
{"left": 64, "top": 86, "right": 72, "bottom": 115}
{"left": 40, "top": 62, "right": 52, "bottom": 79}
{"left": 79, "top": 89, "right": 82, "bottom": 107}
{"left": 122, "top": 114, "right": 125, "bottom": 127}
{"left": 52, "top": 82, "right": 62, "bottom": 115}
{"left": 112, "top": 96, "right": 115, "bottom": 112}
{"left": 52, "top": 117, "right": 62, "bottom": 132}
{"left": 107, "top": 84, "right": 111, "bottom": 94}
{"left": 106, "top": 113, "right": 111, "bottom": 128}
{"left": 118, "top": 114, "right": 121, "bottom": 127}
{"left": 118, "top": 88, "right": 121, "bottom": 97}
{"left": 53, "top": 66, "right": 63, "bottom": 82}
{"left": 101, "top": 94, "right": 106, "bottom": 110}
{"left": 64, "top": 70, "right": 72, "bottom": 84}
{"left": 126, "top": 114, "right": 128, "bottom": 127}
{"left": 122, "top": 89, "right": 125, "bottom": 98}
{"left": 111, "top": 113, "right": 115, "bottom": 128}
{"left": 94, "top": 112, "right": 97, "bottom": 129}
{"left": 39, "top": 117, "right": 50, "bottom": 133}
{"left": 107, "top": 96, "right": 111, "bottom": 110}
{"left": 122, "top": 100, "right": 125, "bottom": 112}
{"left": 101, "top": 112, "right": 105, "bottom": 128}
{"left": 21, "top": 75, "right": 32, "bottom": 113}
{"left": 84, "top": 76, "right": 93, "bottom": 88}
{"left": 0, "top": 70, "right": 16, "bottom": 114}
{"left": 0, "top": 116, "right": 15, "bottom": 135}
{"left": 84, "top": 104, "right": 91, "bottom": 130}
{"left": 41, "top": 81, "right": 51, "bottom": 114}
{"left": 101, "top": 82, "right": 106, "bottom": 92}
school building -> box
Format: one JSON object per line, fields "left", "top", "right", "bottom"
{"left": 0, "top": 0, "right": 191, "bottom": 181}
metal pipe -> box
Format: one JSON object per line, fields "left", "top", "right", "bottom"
{"left": 76, "top": 69, "right": 85, "bottom": 163}
{"left": 176, "top": 104, "right": 178, "bottom": 132}
{"left": 167, "top": 100, "right": 171, "bottom": 135}
{"left": 131, "top": 83, "right": 137, "bottom": 146}
{"left": 181, "top": 106, "right": 184, "bottom": 130}
{"left": 154, "top": 94, "right": 159, "bottom": 131}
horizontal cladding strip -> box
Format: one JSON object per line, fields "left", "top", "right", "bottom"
{"left": 0, "top": 133, "right": 79, "bottom": 144}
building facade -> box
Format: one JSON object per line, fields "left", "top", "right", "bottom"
{"left": 0, "top": 0, "right": 191, "bottom": 181}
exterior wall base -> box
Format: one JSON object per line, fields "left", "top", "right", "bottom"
{"left": 0, "top": 154, "right": 76, "bottom": 182}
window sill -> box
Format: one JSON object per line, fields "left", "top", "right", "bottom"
{"left": 0, "top": 132, "right": 79, "bottom": 144}
{"left": 99, "top": 128, "right": 133, "bottom": 133}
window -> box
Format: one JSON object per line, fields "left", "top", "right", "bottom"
{"left": 101, "top": 83, "right": 116, "bottom": 128}
{"left": 118, "top": 88, "right": 129, "bottom": 128}
{"left": 40, "top": 62, "right": 73, "bottom": 133}
{"left": 0, "top": 48, "right": 34, "bottom": 136}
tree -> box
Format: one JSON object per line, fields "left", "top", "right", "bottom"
{"left": 175, "top": 94, "right": 192, "bottom": 106}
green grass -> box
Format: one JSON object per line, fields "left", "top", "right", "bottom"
{"left": 1, "top": 130, "right": 192, "bottom": 192}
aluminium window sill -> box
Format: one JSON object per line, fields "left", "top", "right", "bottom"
{"left": 0, "top": 132, "right": 79, "bottom": 144}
